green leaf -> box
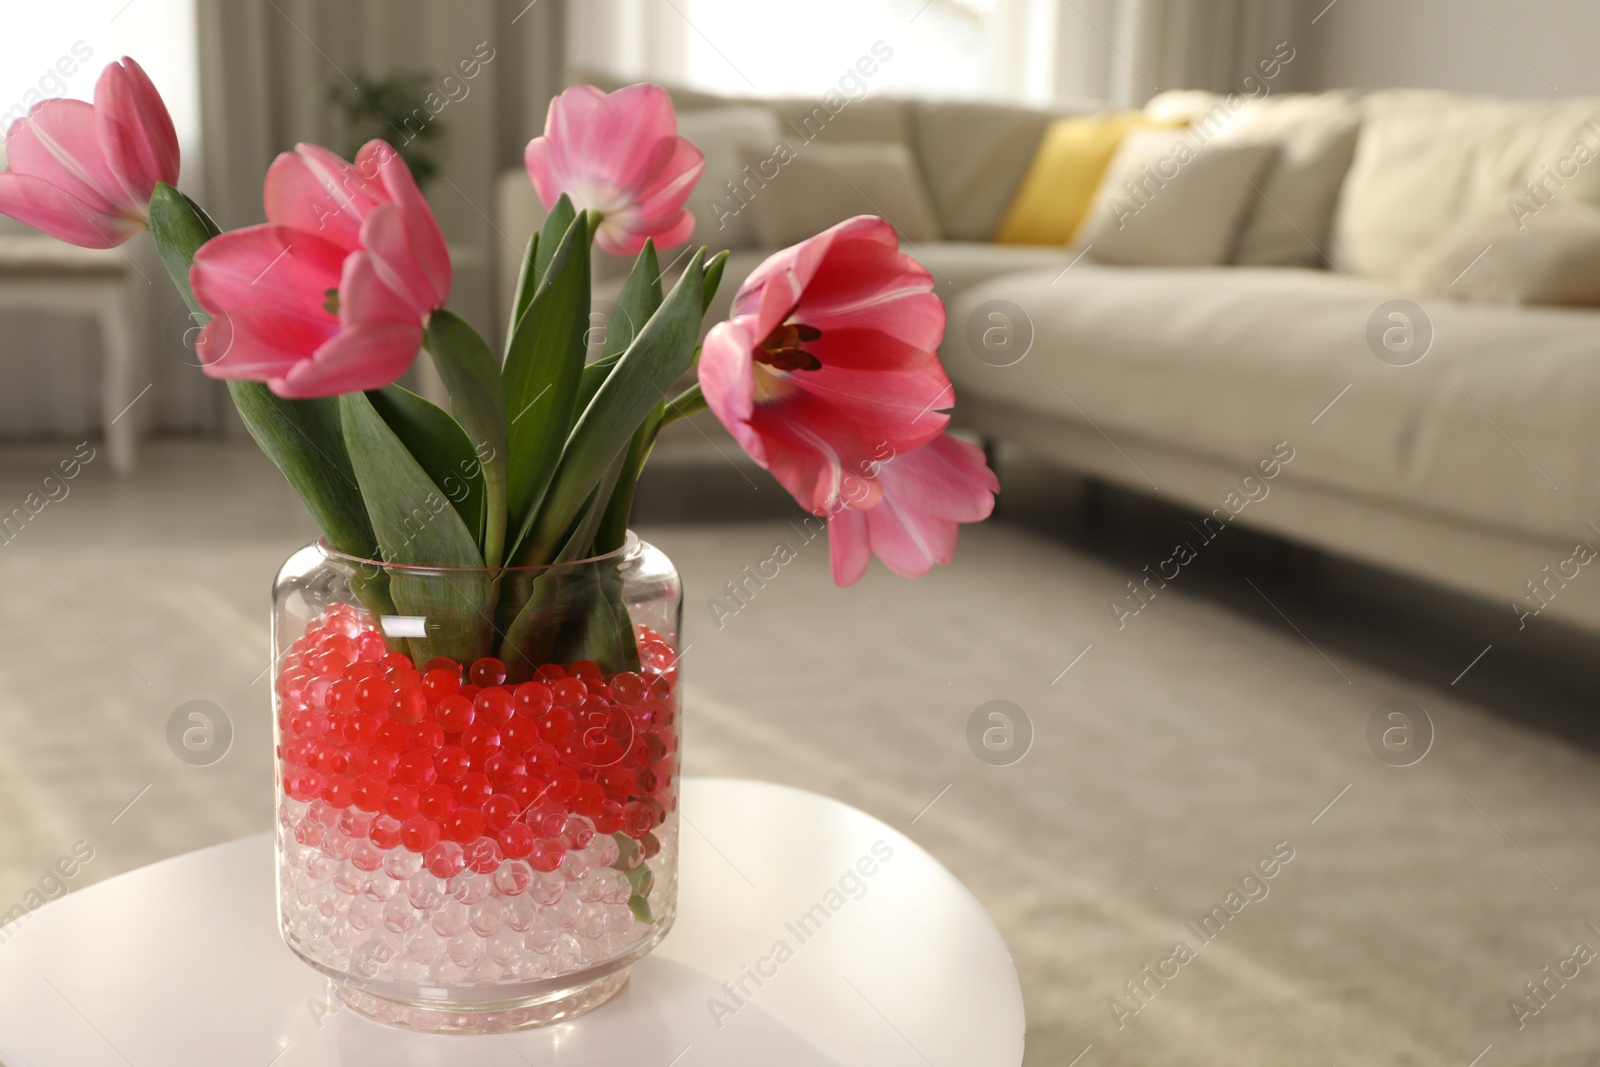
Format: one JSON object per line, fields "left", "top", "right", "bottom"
{"left": 147, "top": 182, "right": 219, "bottom": 314}
{"left": 701, "top": 248, "right": 730, "bottom": 316}
{"left": 366, "top": 385, "right": 486, "bottom": 545}
{"left": 594, "top": 406, "right": 661, "bottom": 554}
{"left": 603, "top": 240, "right": 664, "bottom": 361}
{"left": 424, "top": 312, "right": 508, "bottom": 566}
{"left": 533, "top": 195, "right": 576, "bottom": 299}
{"left": 340, "top": 392, "right": 493, "bottom": 664}
{"left": 613, "top": 834, "right": 656, "bottom": 923}
{"left": 519, "top": 249, "right": 707, "bottom": 565}
{"left": 506, "top": 232, "right": 537, "bottom": 342}
{"left": 502, "top": 211, "right": 591, "bottom": 559}
{"left": 571, "top": 240, "right": 666, "bottom": 423}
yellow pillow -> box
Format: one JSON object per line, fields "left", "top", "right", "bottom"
{"left": 994, "top": 113, "right": 1176, "bottom": 246}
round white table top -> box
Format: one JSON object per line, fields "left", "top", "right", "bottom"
{"left": 0, "top": 778, "right": 1024, "bottom": 1066}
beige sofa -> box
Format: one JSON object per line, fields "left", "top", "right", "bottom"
{"left": 495, "top": 83, "right": 1600, "bottom": 634}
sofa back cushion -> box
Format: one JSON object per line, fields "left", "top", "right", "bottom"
{"left": 911, "top": 99, "right": 1081, "bottom": 241}
{"left": 740, "top": 142, "right": 941, "bottom": 247}
{"left": 1333, "top": 89, "right": 1600, "bottom": 278}
{"left": 992, "top": 112, "right": 1164, "bottom": 247}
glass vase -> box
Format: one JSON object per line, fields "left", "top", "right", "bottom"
{"left": 269, "top": 534, "right": 681, "bottom": 1033}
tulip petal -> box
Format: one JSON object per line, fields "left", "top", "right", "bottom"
{"left": 273, "top": 321, "right": 423, "bottom": 398}
{"left": 373, "top": 141, "right": 450, "bottom": 307}
{"left": 0, "top": 172, "right": 137, "bottom": 247}
{"left": 190, "top": 224, "right": 345, "bottom": 320}
{"left": 338, "top": 250, "right": 420, "bottom": 326}
{"left": 3, "top": 99, "right": 124, "bottom": 217}
{"left": 828, "top": 506, "right": 871, "bottom": 587}
{"left": 195, "top": 311, "right": 323, "bottom": 381}
{"left": 95, "top": 57, "right": 179, "bottom": 204}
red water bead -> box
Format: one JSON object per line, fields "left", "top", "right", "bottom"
{"left": 460, "top": 723, "right": 501, "bottom": 759}
{"left": 570, "top": 660, "right": 603, "bottom": 686}
{"left": 388, "top": 688, "right": 427, "bottom": 726}
{"left": 356, "top": 631, "right": 387, "bottom": 662}
{"left": 444, "top": 808, "right": 486, "bottom": 844}
{"left": 421, "top": 668, "right": 460, "bottom": 703}
{"left": 287, "top": 708, "right": 327, "bottom": 739}
{"left": 401, "top": 816, "right": 441, "bottom": 853}
{"left": 423, "top": 656, "right": 462, "bottom": 675}
{"left": 636, "top": 764, "right": 662, "bottom": 796}
{"left": 352, "top": 776, "right": 386, "bottom": 811}
{"left": 510, "top": 775, "right": 551, "bottom": 812}
{"left": 469, "top": 657, "right": 507, "bottom": 687}
{"left": 355, "top": 677, "right": 394, "bottom": 714}
{"left": 459, "top": 684, "right": 481, "bottom": 703}
{"left": 305, "top": 677, "right": 331, "bottom": 708}
{"left": 549, "top": 766, "right": 579, "bottom": 804}
{"left": 345, "top": 711, "right": 384, "bottom": 747}
{"left": 596, "top": 765, "right": 637, "bottom": 799}
{"left": 384, "top": 785, "right": 421, "bottom": 820}
{"left": 322, "top": 776, "right": 355, "bottom": 809}
{"left": 593, "top": 800, "right": 625, "bottom": 835}
{"left": 474, "top": 687, "right": 514, "bottom": 727}
{"left": 622, "top": 800, "right": 654, "bottom": 837}
{"left": 435, "top": 744, "right": 471, "bottom": 781}
{"left": 534, "top": 664, "right": 567, "bottom": 683}
{"left": 453, "top": 772, "right": 492, "bottom": 810}
{"left": 309, "top": 741, "right": 345, "bottom": 776}
{"left": 418, "top": 783, "right": 457, "bottom": 821}
{"left": 608, "top": 671, "right": 648, "bottom": 705}
{"left": 539, "top": 707, "right": 575, "bottom": 744}
{"left": 640, "top": 640, "right": 674, "bottom": 672}
{"left": 366, "top": 748, "right": 400, "bottom": 782}
{"left": 284, "top": 768, "right": 324, "bottom": 803}
{"left": 340, "top": 660, "right": 380, "bottom": 684}
{"left": 498, "top": 822, "right": 534, "bottom": 859}
{"left": 513, "top": 681, "right": 553, "bottom": 717}
{"left": 571, "top": 780, "right": 605, "bottom": 817}
{"left": 482, "top": 793, "right": 521, "bottom": 832}
{"left": 529, "top": 838, "right": 566, "bottom": 872}
{"left": 385, "top": 664, "right": 421, "bottom": 690}
{"left": 411, "top": 722, "right": 446, "bottom": 753}
{"left": 551, "top": 678, "right": 588, "bottom": 711}
{"left": 372, "top": 723, "right": 408, "bottom": 754}
{"left": 394, "top": 750, "right": 438, "bottom": 788}
{"left": 368, "top": 816, "right": 402, "bottom": 850}
{"left": 326, "top": 678, "right": 358, "bottom": 714}
{"left": 435, "top": 694, "right": 475, "bottom": 733}
{"left": 379, "top": 651, "right": 413, "bottom": 673}
{"left": 502, "top": 717, "right": 539, "bottom": 754}
{"left": 484, "top": 753, "right": 524, "bottom": 788}
{"left": 526, "top": 803, "right": 567, "bottom": 838}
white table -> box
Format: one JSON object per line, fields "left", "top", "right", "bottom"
{"left": 0, "top": 778, "right": 1024, "bottom": 1066}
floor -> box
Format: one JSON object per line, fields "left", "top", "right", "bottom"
{"left": 2, "top": 437, "right": 1598, "bottom": 1066}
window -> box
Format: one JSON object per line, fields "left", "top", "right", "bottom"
{"left": 0, "top": 0, "right": 199, "bottom": 168}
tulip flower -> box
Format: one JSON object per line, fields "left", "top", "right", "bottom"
{"left": 827, "top": 434, "right": 998, "bottom": 586}
{"left": 524, "top": 83, "right": 705, "bottom": 256}
{"left": 0, "top": 57, "right": 179, "bottom": 248}
{"left": 190, "top": 140, "right": 450, "bottom": 399}
{"left": 700, "top": 215, "right": 993, "bottom": 584}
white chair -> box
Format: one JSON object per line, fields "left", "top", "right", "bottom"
{"left": 0, "top": 235, "right": 139, "bottom": 472}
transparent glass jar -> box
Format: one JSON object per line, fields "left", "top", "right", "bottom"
{"left": 270, "top": 534, "right": 681, "bottom": 1033}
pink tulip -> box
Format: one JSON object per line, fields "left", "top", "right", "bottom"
{"left": 827, "top": 434, "right": 998, "bottom": 586}
{"left": 190, "top": 141, "right": 450, "bottom": 399}
{"left": 0, "top": 57, "right": 179, "bottom": 248}
{"left": 524, "top": 84, "right": 705, "bottom": 256}
{"left": 701, "top": 214, "right": 951, "bottom": 512}
{"left": 700, "top": 215, "right": 993, "bottom": 584}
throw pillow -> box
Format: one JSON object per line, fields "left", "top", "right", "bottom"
{"left": 1076, "top": 129, "right": 1280, "bottom": 267}
{"left": 992, "top": 112, "right": 1166, "bottom": 246}
{"left": 1400, "top": 206, "right": 1600, "bottom": 306}
{"left": 740, "top": 142, "right": 942, "bottom": 248}
{"left": 676, "top": 106, "right": 784, "bottom": 252}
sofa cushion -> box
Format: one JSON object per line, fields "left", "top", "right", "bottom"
{"left": 678, "top": 106, "right": 784, "bottom": 252}
{"left": 944, "top": 264, "right": 1600, "bottom": 544}
{"left": 993, "top": 112, "right": 1158, "bottom": 247}
{"left": 1333, "top": 90, "right": 1600, "bottom": 279}
{"left": 1401, "top": 205, "right": 1600, "bottom": 307}
{"left": 1077, "top": 131, "right": 1279, "bottom": 266}
{"left": 741, "top": 142, "right": 941, "bottom": 248}
{"left": 911, "top": 99, "right": 1074, "bottom": 242}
